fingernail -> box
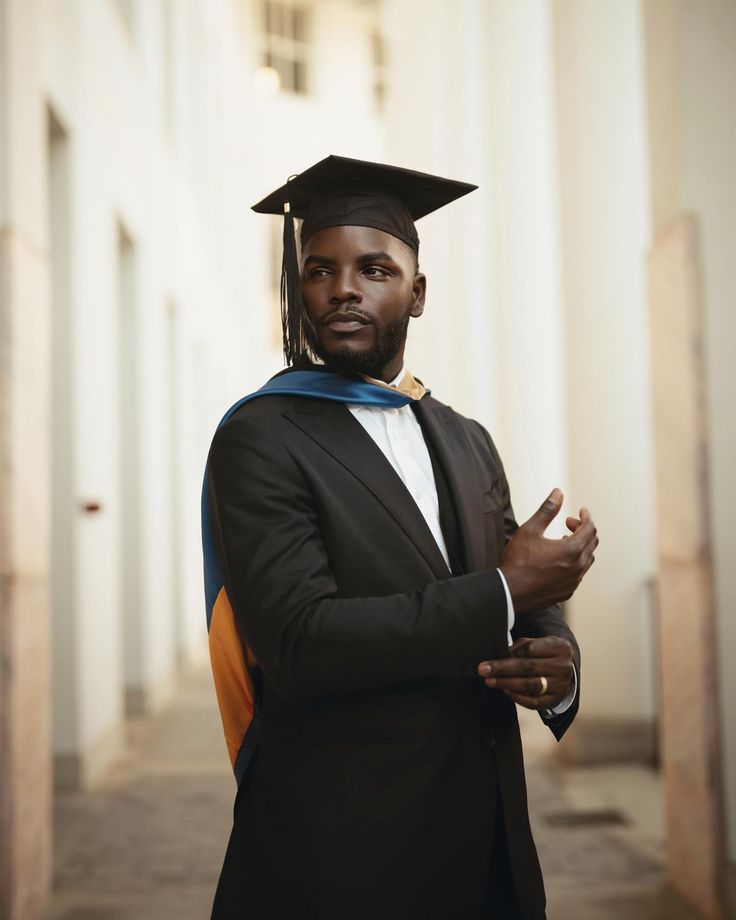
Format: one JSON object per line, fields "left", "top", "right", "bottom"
{"left": 485, "top": 678, "right": 497, "bottom": 687}
{"left": 478, "top": 663, "right": 492, "bottom": 676}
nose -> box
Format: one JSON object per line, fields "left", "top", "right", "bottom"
{"left": 328, "top": 269, "right": 362, "bottom": 306}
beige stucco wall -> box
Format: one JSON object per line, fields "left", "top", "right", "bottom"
{"left": 3, "top": 1, "right": 733, "bottom": 916}
{"left": 643, "top": 0, "right": 736, "bottom": 884}
{"left": 0, "top": 1, "right": 53, "bottom": 917}
{"left": 38, "top": 0, "right": 386, "bottom": 784}
{"left": 553, "top": 0, "right": 657, "bottom": 747}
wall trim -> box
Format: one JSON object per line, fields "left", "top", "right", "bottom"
{"left": 557, "top": 715, "right": 658, "bottom": 766}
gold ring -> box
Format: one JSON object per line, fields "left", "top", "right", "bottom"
{"left": 539, "top": 675, "right": 549, "bottom": 696}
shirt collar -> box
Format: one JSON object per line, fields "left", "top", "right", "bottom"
{"left": 388, "top": 365, "right": 407, "bottom": 388}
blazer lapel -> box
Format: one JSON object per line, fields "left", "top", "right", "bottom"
{"left": 284, "top": 399, "right": 451, "bottom": 581}
{"left": 413, "top": 398, "right": 486, "bottom": 573}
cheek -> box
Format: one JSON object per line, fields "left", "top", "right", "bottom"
{"left": 299, "top": 288, "right": 321, "bottom": 321}
{"left": 377, "top": 285, "right": 412, "bottom": 313}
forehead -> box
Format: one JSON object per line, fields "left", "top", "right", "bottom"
{"left": 300, "top": 224, "right": 413, "bottom": 261}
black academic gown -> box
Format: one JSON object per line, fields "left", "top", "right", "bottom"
{"left": 206, "top": 379, "right": 580, "bottom": 920}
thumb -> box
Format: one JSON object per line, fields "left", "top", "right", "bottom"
{"left": 524, "top": 488, "right": 563, "bottom": 536}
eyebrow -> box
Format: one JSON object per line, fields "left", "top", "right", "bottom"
{"left": 303, "top": 250, "right": 397, "bottom": 267}
{"left": 357, "top": 251, "right": 395, "bottom": 263}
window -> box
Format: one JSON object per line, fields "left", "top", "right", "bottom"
{"left": 113, "top": 0, "right": 135, "bottom": 41}
{"left": 162, "top": 0, "right": 175, "bottom": 140}
{"left": 371, "top": 29, "right": 388, "bottom": 114}
{"left": 260, "top": 1, "right": 310, "bottom": 95}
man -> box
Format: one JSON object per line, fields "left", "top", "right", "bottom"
{"left": 203, "top": 156, "right": 597, "bottom": 919}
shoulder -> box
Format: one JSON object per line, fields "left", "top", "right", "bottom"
{"left": 419, "top": 392, "right": 508, "bottom": 478}
{"left": 213, "top": 362, "right": 353, "bottom": 430}
{"left": 208, "top": 384, "right": 351, "bottom": 474}
{"left": 210, "top": 392, "right": 321, "bottom": 453}
{"left": 421, "top": 393, "right": 498, "bottom": 454}
{"left": 227, "top": 392, "right": 303, "bottom": 424}
{"left": 207, "top": 395, "right": 309, "bottom": 489}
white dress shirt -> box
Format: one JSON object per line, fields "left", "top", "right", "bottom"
{"left": 348, "top": 367, "right": 576, "bottom": 717}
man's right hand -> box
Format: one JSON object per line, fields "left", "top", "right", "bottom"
{"left": 499, "top": 488, "right": 598, "bottom": 613}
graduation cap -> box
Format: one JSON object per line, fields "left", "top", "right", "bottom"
{"left": 252, "top": 155, "right": 477, "bottom": 364}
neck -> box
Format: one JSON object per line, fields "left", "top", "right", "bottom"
{"left": 373, "top": 355, "right": 405, "bottom": 383}
{"left": 318, "top": 348, "right": 406, "bottom": 383}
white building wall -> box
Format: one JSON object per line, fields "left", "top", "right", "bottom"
{"left": 40, "top": 0, "right": 386, "bottom": 784}
{"left": 382, "top": 0, "right": 499, "bottom": 434}
{"left": 483, "top": 0, "right": 568, "bottom": 528}
{"left": 6, "top": 0, "right": 732, "bottom": 913}
{"left": 383, "top": 0, "right": 569, "bottom": 539}
{"left": 552, "top": 0, "right": 657, "bottom": 741}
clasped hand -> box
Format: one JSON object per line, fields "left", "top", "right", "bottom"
{"left": 477, "top": 488, "right": 597, "bottom": 710}
{"left": 478, "top": 636, "right": 574, "bottom": 710}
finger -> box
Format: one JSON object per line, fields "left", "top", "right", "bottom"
{"left": 503, "top": 691, "right": 557, "bottom": 711}
{"left": 510, "top": 636, "right": 571, "bottom": 659}
{"left": 478, "top": 654, "right": 561, "bottom": 678}
{"left": 578, "top": 534, "right": 600, "bottom": 568}
{"left": 484, "top": 676, "right": 564, "bottom": 696}
{"left": 523, "top": 488, "right": 563, "bottom": 537}
{"left": 566, "top": 516, "right": 581, "bottom": 533}
{"left": 508, "top": 637, "right": 535, "bottom": 655}
{"left": 567, "top": 513, "right": 596, "bottom": 549}
{"left": 478, "top": 638, "right": 573, "bottom": 676}
{"left": 479, "top": 655, "right": 543, "bottom": 677}
{"left": 478, "top": 658, "right": 546, "bottom": 689}
{"left": 478, "top": 658, "right": 542, "bottom": 678}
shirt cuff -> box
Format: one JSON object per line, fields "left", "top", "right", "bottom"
{"left": 545, "top": 664, "right": 578, "bottom": 717}
{"left": 496, "top": 568, "right": 515, "bottom": 645}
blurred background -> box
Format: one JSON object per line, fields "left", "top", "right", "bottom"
{"left": 1, "top": 0, "right": 734, "bottom": 918}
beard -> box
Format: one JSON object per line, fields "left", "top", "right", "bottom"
{"left": 308, "top": 311, "right": 411, "bottom": 379}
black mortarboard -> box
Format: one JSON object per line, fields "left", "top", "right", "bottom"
{"left": 252, "top": 155, "right": 477, "bottom": 364}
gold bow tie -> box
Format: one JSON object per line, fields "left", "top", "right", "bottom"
{"left": 361, "top": 369, "right": 426, "bottom": 401}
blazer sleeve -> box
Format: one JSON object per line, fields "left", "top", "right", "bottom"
{"left": 476, "top": 422, "right": 581, "bottom": 741}
{"left": 207, "top": 416, "right": 511, "bottom": 699}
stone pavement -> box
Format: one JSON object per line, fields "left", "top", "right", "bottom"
{"left": 42, "top": 666, "right": 701, "bottom": 920}
{"left": 518, "top": 709, "right": 700, "bottom": 920}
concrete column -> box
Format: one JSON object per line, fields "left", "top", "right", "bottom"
{"left": 48, "top": 0, "right": 128, "bottom": 789}
{"left": 0, "top": 0, "right": 53, "bottom": 917}
{"left": 381, "top": 0, "right": 498, "bottom": 430}
{"left": 648, "top": 214, "right": 726, "bottom": 919}
{"left": 552, "top": 0, "right": 657, "bottom": 762}
{"left": 484, "top": 0, "right": 568, "bottom": 523}
{"left": 678, "top": 6, "right": 736, "bottom": 907}
{"left": 642, "top": 1, "right": 736, "bottom": 911}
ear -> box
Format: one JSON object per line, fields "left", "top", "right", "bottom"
{"left": 410, "top": 272, "right": 426, "bottom": 318}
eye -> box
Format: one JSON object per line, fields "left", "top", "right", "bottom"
{"left": 307, "top": 267, "right": 331, "bottom": 279}
{"left": 362, "top": 265, "right": 390, "bottom": 277}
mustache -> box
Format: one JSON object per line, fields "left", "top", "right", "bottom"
{"left": 323, "top": 305, "right": 373, "bottom": 325}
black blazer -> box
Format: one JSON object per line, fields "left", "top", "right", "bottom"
{"left": 206, "top": 382, "right": 580, "bottom": 920}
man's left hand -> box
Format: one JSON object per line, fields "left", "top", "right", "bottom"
{"left": 477, "top": 636, "right": 574, "bottom": 710}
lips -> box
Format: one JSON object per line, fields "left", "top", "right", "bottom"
{"left": 324, "top": 310, "right": 371, "bottom": 333}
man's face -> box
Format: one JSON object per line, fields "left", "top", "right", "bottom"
{"left": 300, "top": 225, "right": 426, "bottom": 381}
